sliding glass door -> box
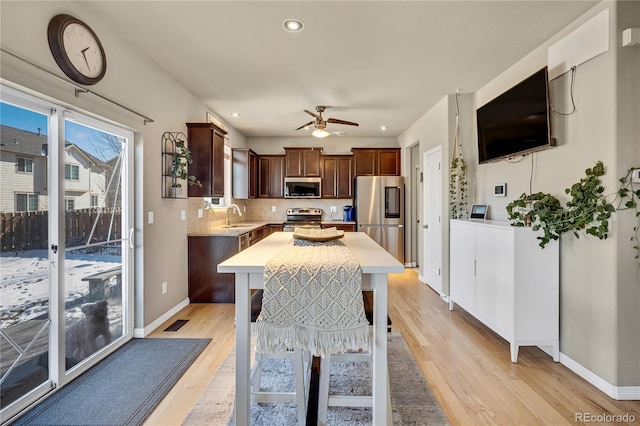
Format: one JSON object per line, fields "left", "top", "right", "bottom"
{"left": 0, "top": 86, "right": 134, "bottom": 420}
{"left": 0, "top": 101, "right": 52, "bottom": 411}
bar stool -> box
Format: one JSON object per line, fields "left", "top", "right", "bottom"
{"left": 250, "top": 290, "right": 311, "bottom": 426}
{"left": 317, "top": 291, "right": 391, "bottom": 425}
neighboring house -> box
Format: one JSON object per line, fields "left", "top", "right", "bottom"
{"left": 0, "top": 125, "right": 108, "bottom": 212}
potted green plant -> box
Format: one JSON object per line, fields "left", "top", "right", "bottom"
{"left": 170, "top": 137, "right": 201, "bottom": 196}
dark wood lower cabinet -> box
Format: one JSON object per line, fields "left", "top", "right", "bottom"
{"left": 322, "top": 223, "right": 356, "bottom": 232}
{"left": 188, "top": 235, "right": 240, "bottom": 303}
{"left": 188, "top": 224, "right": 285, "bottom": 303}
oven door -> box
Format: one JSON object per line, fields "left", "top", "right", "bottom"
{"left": 283, "top": 223, "right": 321, "bottom": 232}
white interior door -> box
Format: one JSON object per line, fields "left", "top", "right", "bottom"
{"left": 423, "top": 147, "right": 442, "bottom": 295}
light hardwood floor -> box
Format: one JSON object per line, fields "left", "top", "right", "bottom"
{"left": 144, "top": 269, "right": 640, "bottom": 425}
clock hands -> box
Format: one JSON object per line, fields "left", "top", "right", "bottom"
{"left": 81, "top": 47, "right": 90, "bottom": 70}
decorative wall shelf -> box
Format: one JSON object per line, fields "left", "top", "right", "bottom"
{"left": 161, "top": 131, "right": 188, "bottom": 199}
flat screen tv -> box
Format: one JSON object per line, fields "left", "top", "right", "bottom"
{"left": 476, "top": 67, "right": 554, "bottom": 164}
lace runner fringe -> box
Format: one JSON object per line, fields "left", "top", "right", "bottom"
{"left": 255, "top": 322, "right": 370, "bottom": 358}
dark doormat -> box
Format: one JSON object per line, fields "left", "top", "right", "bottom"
{"left": 164, "top": 319, "right": 189, "bottom": 332}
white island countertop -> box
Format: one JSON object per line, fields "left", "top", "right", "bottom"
{"left": 217, "top": 231, "right": 404, "bottom": 275}
{"left": 217, "top": 231, "right": 404, "bottom": 425}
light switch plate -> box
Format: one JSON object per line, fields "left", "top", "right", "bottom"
{"left": 272, "top": 206, "right": 276, "bottom": 212}
{"left": 632, "top": 168, "right": 640, "bottom": 183}
{"left": 148, "top": 211, "right": 154, "bottom": 224}
{"left": 181, "top": 210, "right": 186, "bottom": 221}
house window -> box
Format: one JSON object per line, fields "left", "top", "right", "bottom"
{"left": 17, "top": 157, "right": 34, "bottom": 173}
{"left": 64, "top": 198, "right": 75, "bottom": 211}
{"left": 90, "top": 195, "right": 99, "bottom": 207}
{"left": 16, "top": 193, "right": 38, "bottom": 212}
{"left": 65, "top": 164, "right": 79, "bottom": 180}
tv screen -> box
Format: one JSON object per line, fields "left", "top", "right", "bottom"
{"left": 476, "top": 67, "right": 553, "bottom": 164}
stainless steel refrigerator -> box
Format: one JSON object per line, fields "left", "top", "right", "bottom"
{"left": 355, "top": 176, "right": 404, "bottom": 263}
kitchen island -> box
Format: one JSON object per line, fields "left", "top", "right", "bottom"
{"left": 217, "top": 231, "right": 404, "bottom": 425}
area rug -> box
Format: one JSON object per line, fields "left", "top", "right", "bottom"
{"left": 184, "top": 333, "right": 448, "bottom": 425}
{"left": 12, "top": 338, "right": 210, "bottom": 426}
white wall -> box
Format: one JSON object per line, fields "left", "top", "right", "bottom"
{"left": 0, "top": 1, "right": 246, "bottom": 330}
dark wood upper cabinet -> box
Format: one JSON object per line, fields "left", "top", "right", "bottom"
{"left": 285, "top": 147, "right": 322, "bottom": 177}
{"left": 378, "top": 148, "right": 401, "bottom": 176}
{"left": 232, "top": 148, "right": 258, "bottom": 199}
{"left": 258, "top": 155, "right": 285, "bottom": 198}
{"left": 322, "top": 155, "right": 353, "bottom": 199}
{"left": 351, "top": 148, "right": 400, "bottom": 176}
{"left": 186, "top": 122, "right": 227, "bottom": 197}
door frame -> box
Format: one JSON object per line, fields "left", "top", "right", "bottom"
{"left": 0, "top": 84, "right": 134, "bottom": 421}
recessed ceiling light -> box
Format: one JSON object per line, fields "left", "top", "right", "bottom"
{"left": 283, "top": 19, "right": 304, "bottom": 32}
{"left": 380, "top": 126, "right": 388, "bottom": 131}
{"left": 230, "top": 112, "right": 240, "bottom": 117}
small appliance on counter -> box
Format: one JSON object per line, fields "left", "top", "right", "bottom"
{"left": 343, "top": 205, "right": 354, "bottom": 222}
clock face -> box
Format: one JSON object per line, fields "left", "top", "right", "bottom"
{"left": 48, "top": 14, "right": 107, "bottom": 85}
{"left": 62, "top": 23, "right": 105, "bottom": 79}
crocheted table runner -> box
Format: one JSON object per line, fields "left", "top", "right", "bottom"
{"left": 255, "top": 239, "right": 370, "bottom": 357}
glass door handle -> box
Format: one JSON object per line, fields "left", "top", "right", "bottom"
{"left": 129, "top": 228, "right": 134, "bottom": 249}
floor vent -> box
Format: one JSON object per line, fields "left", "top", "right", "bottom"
{"left": 164, "top": 319, "right": 189, "bottom": 332}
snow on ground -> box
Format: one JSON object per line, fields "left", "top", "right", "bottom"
{"left": 0, "top": 249, "right": 121, "bottom": 328}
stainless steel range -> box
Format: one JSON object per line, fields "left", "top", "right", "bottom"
{"left": 283, "top": 207, "right": 323, "bottom": 232}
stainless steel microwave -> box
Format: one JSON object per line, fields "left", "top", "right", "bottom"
{"left": 284, "top": 177, "right": 322, "bottom": 198}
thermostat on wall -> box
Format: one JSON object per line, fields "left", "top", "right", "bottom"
{"left": 494, "top": 183, "right": 507, "bottom": 197}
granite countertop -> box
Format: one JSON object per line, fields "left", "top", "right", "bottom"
{"left": 188, "top": 221, "right": 276, "bottom": 237}
{"left": 321, "top": 221, "right": 356, "bottom": 225}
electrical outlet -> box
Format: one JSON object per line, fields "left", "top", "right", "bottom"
{"left": 330, "top": 206, "right": 337, "bottom": 213}
{"left": 162, "top": 282, "right": 167, "bottom": 294}
{"left": 632, "top": 168, "right": 640, "bottom": 184}
{"left": 197, "top": 208, "right": 203, "bottom": 218}
{"left": 148, "top": 211, "right": 154, "bottom": 224}
{"left": 272, "top": 206, "right": 276, "bottom": 212}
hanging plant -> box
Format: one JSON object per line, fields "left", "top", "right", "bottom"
{"left": 449, "top": 93, "right": 468, "bottom": 219}
{"left": 170, "top": 137, "right": 201, "bottom": 188}
{"left": 506, "top": 161, "right": 615, "bottom": 248}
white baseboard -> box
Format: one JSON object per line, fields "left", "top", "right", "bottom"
{"left": 133, "top": 297, "right": 190, "bottom": 338}
{"left": 418, "top": 274, "right": 426, "bottom": 283}
{"left": 560, "top": 352, "right": 640, "bottom": 400}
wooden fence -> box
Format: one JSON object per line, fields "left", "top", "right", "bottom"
{"left": 0, "top": 208, "right": 121, "bottom": 252}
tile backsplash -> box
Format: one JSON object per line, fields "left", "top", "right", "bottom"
{"left": 187, "top": 197, "right": 354, "bottom": 234}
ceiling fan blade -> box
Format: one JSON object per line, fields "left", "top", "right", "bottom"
{"left": 295, "top": 120, "right": 314, "bottom": 131}
{"left": 304, "top": 109, "right": 320, "bottom": 118}
{"left": 327, "top": 118, "right": 359, "bottom": 127}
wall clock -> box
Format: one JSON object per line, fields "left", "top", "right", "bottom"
{"left": 47, "top": 14, "right": 107, "bottom": 85}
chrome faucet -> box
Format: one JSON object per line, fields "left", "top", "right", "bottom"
{"left": 226, "top": 204, "right": 243, "bottom": 226}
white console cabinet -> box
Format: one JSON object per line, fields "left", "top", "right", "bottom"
{"left": 449, "top": 219, "right": 559, "bottom": 363}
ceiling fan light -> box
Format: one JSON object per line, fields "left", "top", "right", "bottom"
{"left": 312, "top": 128, "right": 330, "bottom": 138}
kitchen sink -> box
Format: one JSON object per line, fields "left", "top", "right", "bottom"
{"left": 221, "top": 224, "right": 250, "bottom": 228}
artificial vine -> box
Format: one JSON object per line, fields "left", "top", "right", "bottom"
{"left": 614, "top": 167, "right": 640, "bottom": 260}
{"left": 506, "top": 161, "right": 640, "bottom": 262}
{"left": 171, "top": 138, "right": 201, "bottom": 188}
{"left": 449, "top": 93, "right": 468, "bottom": 219}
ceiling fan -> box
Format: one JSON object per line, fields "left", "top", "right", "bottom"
{"left": 295, "top": 106, "right": 359, "bottom": 138}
